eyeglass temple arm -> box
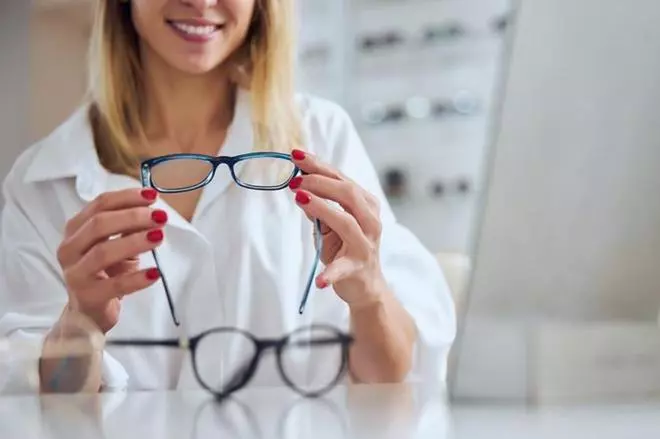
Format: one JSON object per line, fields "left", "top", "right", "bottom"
{"left": 298, "top": 218, "right": 323, "bottom": 315}
{"left": 141, "top": 169, "right": 180, "bottom": 327}
{"left": 106, "top": 339, "right": 180, "bottom": 347}
{"left": 151, "top": 249, "right": 181, "bottom": 326}
{"left": 288, "top": 337, "right": 352, "bottom": 348}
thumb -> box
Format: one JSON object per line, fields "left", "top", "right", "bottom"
{"left": 316, "top": 257, "right": 356, "bottom": 288}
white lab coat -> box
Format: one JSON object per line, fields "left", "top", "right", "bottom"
{"left": 0, "top": 90, "right": 456, "bottom": 394}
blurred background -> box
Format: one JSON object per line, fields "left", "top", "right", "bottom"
{"left": 16, "top": 0, "right": 511, "bottom": 258}
{"left": 296, "top": 0, "right": 511, "bottom": 256}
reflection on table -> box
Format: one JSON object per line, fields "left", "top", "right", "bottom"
{"left": 2, "top": 382, "right": 660, "bottom": 439}
{"left": 0, "top": 383, "right": 448, "bottom": 439}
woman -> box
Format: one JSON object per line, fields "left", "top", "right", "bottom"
{"left": 0, "top": 0, "right": 455, "bottom": 394}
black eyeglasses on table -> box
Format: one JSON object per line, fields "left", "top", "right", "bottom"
{"left": 140, "top": 151, "right": 323, "bottom": 326}
{"left": 106, "top": 324, "right": 354, "bottom": 400}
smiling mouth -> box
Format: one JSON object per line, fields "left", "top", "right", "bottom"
{"left": 166, "top": 20, "right": 224, "bottom": 38}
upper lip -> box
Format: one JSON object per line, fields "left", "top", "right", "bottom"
{"left": 167, "top": 18, "right": 223, "bottom": 27}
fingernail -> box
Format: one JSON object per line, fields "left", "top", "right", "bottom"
{"left": 317, "top": 278, "right": 329, "bottom": 289}
{"left": 295, "top": 191, "right": 311, "bottom": 205}
{"left": 289, "top": 176, "right": 303, "bottom": 190}
{"left": 151, "top": 209, "right": 168, "bottom": 224}
{"left": 147, "top": 229, "right": 164, "bottom": 242}
{"left": 291, "top": 149, "right": 306, "bottom": 161}
{"left": 141, "top": 189, "right": 157, "bottom": 201}
{"left": 146, "top": 268, "right": 161, "bottom": 281}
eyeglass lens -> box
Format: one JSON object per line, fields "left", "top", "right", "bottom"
{"left": 233, "top": 156, "right": 296, "bottom": 188}
{"left": 278, "top": 326, "right": 347, "bottom": 395}
{"left": 193, "top": 327, "right": 346, "bottom": 396}
{"left": 150, "top": 158, "right": 214, "bottom": 191}
{"left": 194, "top": 330, "right": 258, "bottom": 394}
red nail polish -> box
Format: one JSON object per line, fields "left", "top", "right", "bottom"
{"left": 295, "top": 191, "right": 311, "bottom": 205}
{"left": 317, "top": 278, "right": 329, "bottom": 289}
{"left": 146, "top": 268, "right": 161, "bottom": 281}
{"left": 147, "top": 229, "right": 164, "bottom": 242}
{"left": 141, "top": 189, "right": 157, "bottom": 201}
{"left": 289, "top": 176, "right": 303, "bottom": 190}
{"left": 291, "top": 149, "right": 306, "bottom": 161}
{"left": 151, "top": 209, "right": 168, "bottom": 224}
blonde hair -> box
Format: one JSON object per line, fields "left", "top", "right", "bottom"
{"left": 87, "top": 0, "right": 302, "bottom": 175}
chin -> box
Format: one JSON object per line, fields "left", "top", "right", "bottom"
{"left": 170, "top": 55, "right": 227, "bottom": 76}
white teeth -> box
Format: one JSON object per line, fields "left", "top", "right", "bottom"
{"left": 171, "top": 22, "right": 217, "bottom": 36}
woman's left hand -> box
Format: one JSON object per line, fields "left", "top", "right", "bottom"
{"left": 288, "top": 149, "right": 389, "bottom": 309}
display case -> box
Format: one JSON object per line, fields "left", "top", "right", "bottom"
{"left": 296, "top": 0, "right": 513, "bottom": 254}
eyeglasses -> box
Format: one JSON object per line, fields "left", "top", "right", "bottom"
{"left": 140, "top": 152, "right": 323, "bottom": 326}
{"left": 106, "top": 324, "right": 354, "bottom": 400}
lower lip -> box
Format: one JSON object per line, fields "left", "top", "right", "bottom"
{"left": 167, "top": 22, "right": 220, "bottom": 43}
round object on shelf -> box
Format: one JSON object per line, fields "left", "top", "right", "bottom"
{"left": 361, "top": 101, "right": 388, "bottom": 125}
{"left": 383, "top": 30, "right": 405, "bottom": 47}
{"left": 493, "top": 14, "right": 512, "bottom": 33}
{"left": 452, "top": 90, "right": 480, "bottom": 115}
{"left": 387, "top": 105, "right": 406, "bottom": 124}
{"left": 432, "top": 101, "right": 451, "bottom": 118}
{"left": 382, "top": 168, "right": 408, "bottom": 199}
{"left": 430, "top": 181, "right": 445, "bottom": 198}
{"left": 422, "top": 22, "right": 466, "bottom": 44}
{"left": 405, "top": 96, "right": 432, "bottom": 120}
{"left": 456, "top": 178, "right": 471, "bottom": 194}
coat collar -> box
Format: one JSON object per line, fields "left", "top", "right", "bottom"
{"left": 23, "top": 103, "right": 101, "bottom": 185}
{"left": 22, "top": 88, "right": 254, "bottom": 220}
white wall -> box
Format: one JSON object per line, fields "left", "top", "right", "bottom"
{"left": 0, "top": 0, "right": 31, "bottom": 204}
{"left": 29, "top": 7, "right": 90, "bottom": 144}
{"left": 468, "top": 0, "right": 660, "bottom": 321}
{"left": 451, "top": 0, "right": 660, "bottom": 402}
{"left": 0, "top": 2, "right": 89, "bottom": 205}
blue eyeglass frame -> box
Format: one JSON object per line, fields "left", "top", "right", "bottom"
{"left": 140, "top": 151, "right": 323, "bottom": 326}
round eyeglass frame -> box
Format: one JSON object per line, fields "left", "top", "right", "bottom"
{"left": 106, "top": 324, "right": 354, "bottom": 400}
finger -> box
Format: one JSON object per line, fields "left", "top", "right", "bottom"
{"left": 69, "top": 229, "right": 165, "bottom": 285}
{"left": 290, "top": 174, "right": 380, "bottom": 239}
{"left": 105, "top": 257, "right": 140, "bottom": 278}
{"left": 290, "top": 149, "right": 350, "bottom": 182}
{"left": 62, "top": 207, "right": 168, "bottom": 264}
{"left": 64, "top": 188, "right": 159, "bottom": 238}
{"left": 294, "top": 190, "right": 370, "bottom": 250}
{"left": 316, "top": 257, "right": 356, "bottom": 288}
{"left": 88, "top": 267, "right": 162, "bottom": 306}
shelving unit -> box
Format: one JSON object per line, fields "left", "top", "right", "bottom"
{"left": 296, "top": 0, "right": 513, "bottom": 254}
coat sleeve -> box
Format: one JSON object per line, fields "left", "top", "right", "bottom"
{"left": 0, "top": 172, "right": 129, "bottom": 394}
{"left": 311, "top": 99, "right": 457, "bottom": 384}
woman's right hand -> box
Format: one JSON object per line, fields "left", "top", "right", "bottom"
{"left": 56, "top": 188, "right": 168, "bottom": 333}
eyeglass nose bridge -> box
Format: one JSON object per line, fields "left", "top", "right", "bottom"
{"left": 185, "top": 156, "right": 243, "bottom": 193}
{"left": 256, "top": 338, "right": 283, "bottom": 350}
